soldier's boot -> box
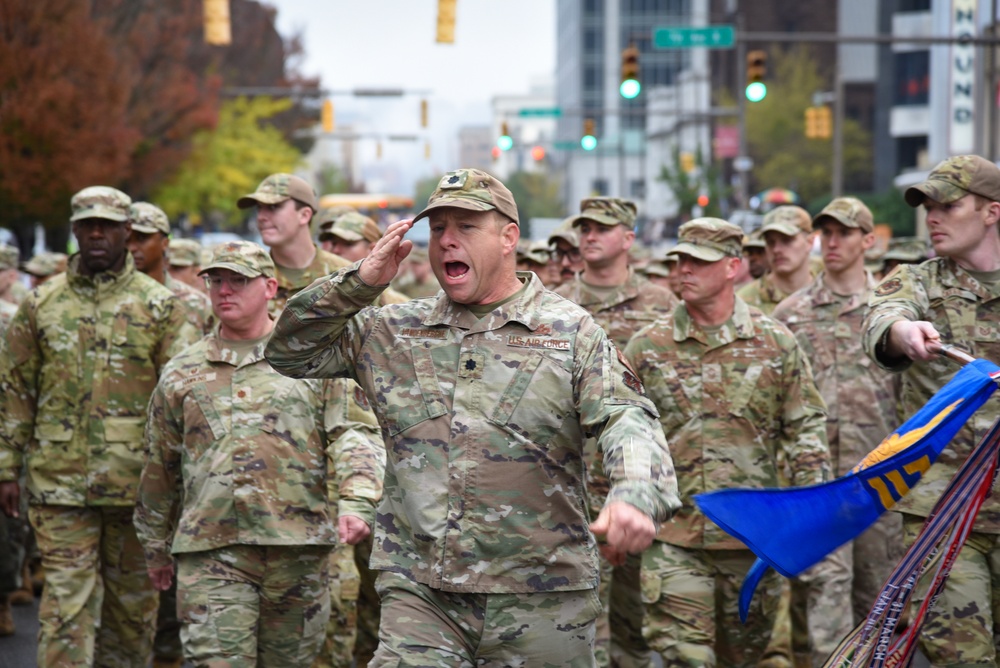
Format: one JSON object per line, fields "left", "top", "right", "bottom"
{"left": 9, "top": 562, "right": 34, "bottom": 606}
{"left": 152, "top": 659, "right": 182, "bottom": 668}
{"left": 0, "top": 595, "right": 15, "bottom": 636}
{"left": 30, "top": 560, "right": 44, "bottom": 595}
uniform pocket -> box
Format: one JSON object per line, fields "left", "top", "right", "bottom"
{"left": 378, "top": 346, "right": 448, "bottom": 437}
{"left": 489, "top": 351, "right": 573, "bottom": 444}
{"left": 103, "top": 416, "right": 145, "bottom": 451}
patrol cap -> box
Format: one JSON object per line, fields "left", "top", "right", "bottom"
{"left": 322, "top": 212, "right": 382, "bottom": 244}
{"left": 644, "top": 261, "right": 670, "bottom": 278}
{"left": 569, "top": 197, "right": 637, "bottom": 228}
{"left": 905, "top": 155, "right": 1000, "bottom": 207}
{"left": 408, "top": 246, "right": 429, "bottom": 263}
{"left": 668, "top": 218, "right": 744, "bottom": 262}
{"left": 168, "top": 238, "right": 202, "bottom": 267}
{"left": 237, "top": 173, "right": 318, "bottom": 211}
{"left": 743, "top": 229, "right": 766, "bottom": 250}
{"left": 0, "top": 245, "right": 19, "bottom": 271}
{"left": 413, "top": 168, "right": 519, "bottom": 226}
{"left": 199, "top": 240, "right": 275, "bottom": 279}
{"left": 524, "top": 240, "right": 551, "bottom": 265}
{"left": 22, "top": 252, "right": 68, "bottom": 277}
{"left": 882, "top": 236, "right": 930, "bottom": 263}
{"left": 70, "top": 186, "right": 131, "bottom": 223}
{"left": 315, "top": 204, "right": 356, "bottom": 231}
{"left": 548, "top": 217, "right": 580, "bottom": 248}
{"left": 759, "top": 205, "right": 812, "bottom": 237}
{"left": 813, "top": 197, "right": 874, "bottom": 233}
{"left": 129, "top": 202, "right": 171, "bottom": 235}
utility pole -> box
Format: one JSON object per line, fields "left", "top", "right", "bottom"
{"left": 736, "top": 11, "right": 749, "bottom": 210}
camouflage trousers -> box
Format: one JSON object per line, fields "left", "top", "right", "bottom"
{"left": 0, "top": 511, "right": 27, "bottom": 595}
{"left": 312, "top": 540, "right": 361, "bottom": 668}
{"left": 370, "top": 570, "right": 602, "bottom": 667}
{"left": 153, "top": 580, "right": 182, "bottom": 661}
{"left": 176, "top": 544, "right": 331, "bottom": 668}
{"left": 595, "top": 553, "right": 653, "bottom": 668}
{"left": 640, "top": 541, "right": 784, "bottom": 668}
{"left": 903, "top": 513, "right": 1000, "bottom": 667}
{"left": 30, "top": 504, "right": 157, "bottom": 668}
{"left": 353, "top": 532, "right": 381, "bottom": 668}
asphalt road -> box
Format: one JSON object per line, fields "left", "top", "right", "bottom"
{"left": 0, "top": 595, "right": 40, "bottom": 667}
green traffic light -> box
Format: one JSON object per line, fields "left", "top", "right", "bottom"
{"left": 581, "top": 135, "right": 597, "bottom": 151}
{"left": 619, "top": 79, "right": 641, "bottom": 100}
{"left": 745, "top": 82, "right": 767, "bottom": 102}
{"left": 497, "top": 135, "right": 513, "bottom": 151}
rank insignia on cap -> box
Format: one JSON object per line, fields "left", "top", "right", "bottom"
{"left": 440, "top": 172, "right": 467, "bottom": 189}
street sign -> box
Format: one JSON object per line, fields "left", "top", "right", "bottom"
{"left": 553, "top": 140, "right": 579, "bottom": 150}
{"left": 653, "top": 25, "right": 735, "bottom": 49}
{"left": 518, "top": 108, "right": 562, "bottom": 117}
{"left": 734, "top": 156, "right": 754, "bottom": 172}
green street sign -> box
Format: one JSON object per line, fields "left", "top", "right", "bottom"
{"left": 553, "top": 140, "right": 580, "bottom": 151}
{"left": 518, "top": 108, "right": 563, "bottom": 118}
{"left": 653, "top": 25, "right": 735, "bottom": 49}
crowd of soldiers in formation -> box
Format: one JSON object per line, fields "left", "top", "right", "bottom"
{"left": 0, "top": 154, "right": 996, "bottom": 668}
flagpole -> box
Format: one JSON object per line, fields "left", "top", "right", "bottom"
{"left": 932, "top": 343, "right": 976, "bottom": 366}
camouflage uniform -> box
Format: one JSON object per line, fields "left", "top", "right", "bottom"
{"left": 0, "top": 244, "right": 26, "bottom": 306}
{"left": 134, "top": 241, "right": 384, "bottom": 667}
{"left": 862, "top": 154, "right": 1000, "bottom": 667}
{"left": 22, "top": 251, "right": 69, "bottom": 280}
{"left": 0, "top": 186, "right": 200, "bottom": 668}
{"left": 773, "top": 267, "right": 902, "bottom": 665}
{"left": 264, "top": 250, "right": 680, "bottom": 666}
{"left": 736, "top": 272, "right": 790, "bottom": 315}
{"left": 164, "top": 273, "right": 215, "bottom": 334}
{"left": 555, "top": 232, "right": 677, "bottom": 668}
{"left": 168, "top": 238, "right": 202, "bottom": 268}
{"left": 625, "top": 218, "right": 830, "bottom": 668}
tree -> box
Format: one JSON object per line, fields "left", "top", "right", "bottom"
{"left": 413, "top": 176, "right": 441, "bottom": 212}
{"left": 504, "top": 171, "right": 566, "bottom": 222}
{"left": 657, "top": 145, "right": 730, "bottom": 226}
{"left": 722, "top": 45, "right": 873, "bottom": 205}
{"left": 316, "top": 163, "right": 352, "bottom": 196}
{"left": 153, "top": 97, "right": 301, "bottom": 230}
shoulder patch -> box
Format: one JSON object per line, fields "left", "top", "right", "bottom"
{"left": 874, "top": 277, "right": 903, "bottom": 297}
{"left": 353, "top": 385, "right": 371, "bottom": 410}
{"left": 616, "top": 346, "right": 644, "bottom": 394}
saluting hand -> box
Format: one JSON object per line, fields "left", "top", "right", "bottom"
{"left": 358, "top": 218, "right": 414, "bottom": 287}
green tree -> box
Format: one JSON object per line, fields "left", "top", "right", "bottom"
{"left": 657, "top": 145, "right": 729, "bottom": 221}
{"left": 413, "top": 176, "right": 440, "bottom": 211}
{"left": 153, "top": 97, "right": 301, "bottom": 229}
{"left": 504, "top": 171, "right": 566, "bottom": 223}
{"left": 721, "top": 45, "right": 873, "bottom": 204}
{"left": 316, "top": 163, "right": 351, "bottom": 195}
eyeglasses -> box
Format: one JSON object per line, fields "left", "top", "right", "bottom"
{"left": 204, "top": 275, "right": 256, "bottom": 291}
{"left": 552, "top": 248, "right": 582, "bottom": 262}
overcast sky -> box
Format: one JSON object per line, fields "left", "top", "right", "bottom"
{"left": 266, "top": 0, "right": 556, "bottom": 192}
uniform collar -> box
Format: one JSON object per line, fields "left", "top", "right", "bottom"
{"left": 421, "top": 271, "right": 546, "bottom": 333}
{"left": 807, "top": 270, "right": 877, "bottom": 309}
{"left": 205, "top": 331, "right": 270, "bottom": 367}
{"left": 67, "top": 252, "right": 136, "bottom": 293}
{"left": 672, "top": 296, "right": 756, "bottom": 346}
{"left": 567, "top": 267, "right": 642, "bottom": 307}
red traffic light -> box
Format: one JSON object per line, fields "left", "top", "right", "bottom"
{"left": 530, "top": 146, "right": 546, "bottom": 161}
{"left": 697, "top": 194, "right": 710, "bottom": 208}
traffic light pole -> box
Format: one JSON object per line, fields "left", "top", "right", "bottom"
{"left": 736, "top": 12, "right": 749, "bottom": 210}
{"left": 832, "top": 71, "right": 845, "bottom": 197}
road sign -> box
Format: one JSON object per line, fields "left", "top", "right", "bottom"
{"left": 653, "top": 25, "right": 735, "bottom": 49}
{"left": 553, "top": 140, "right": 579, "bottom": 150}
{"left": 734, "top": 156, "right": 754, "bottom": 172}
{"left": 518, "top": 108, "right": 562, "bottom": 118}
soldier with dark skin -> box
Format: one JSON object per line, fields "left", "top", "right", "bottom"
{"left": 0, "top": 186, "right": 199, "bottom": 668}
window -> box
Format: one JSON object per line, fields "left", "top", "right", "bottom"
{"left": 897, "top": 0, "right": 930, "bottom": 12}
{"left": 893, "top": 51, "right": 930, "bottom": 106}
{"left": 592, "top": 179, "right": 609, "bottom": 195}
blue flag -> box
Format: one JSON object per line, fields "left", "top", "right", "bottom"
{"left": 695, "top": 358, "right": 1000, "bottom": 621}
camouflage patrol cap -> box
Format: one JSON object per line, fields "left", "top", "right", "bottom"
{"left": 199, "top": 240, "right": 275, "bottom": 279}
{"left": 570, "top": 197, "right": 638, "bottom": 228}
{"left": 129, "top": 202, "right": 171, "bottom": 235}
{"left": 70, "top": 186, "right": 131, "bottom": 223}
{"left": 413, "top": 168, "right": 519, "bottom": 226}
{"left": 316, "top": 204, "right": 356, "bottom": 231}
{"left": 237, "top": 173, "right": 318, "bottom": 211}
{"left": 548, "top": 217, "right": 580, "bottom": 248}
{"left": 168, "top": 238, "right": 202, "bottom": 267}
{"left": 0, "top": 245, "right": 19, "bottom": 271}
{"left": 22, "top": 252, "right": 68, "bottom": 277}
{"left": 644, "top": 261, "right": 670, "bottom": 278}
{"left": 813, "top": 196, "right": 874, "bottom": 233}
{"left": 524, "top": 240, "right": 551, "bottom": 265}
{"left": 759, "top": 205, "right": 812, "bottom": 237}
{"left": 882, "top": 236, "right": 930, "bottom": 263}
{"left": 408, "top": 246, "right": 429, "bottom": 263}
{"left": 743, "top": 229, "right": 766, "bottom": 250}
{"left": 905, "top": 155, "right": 1000, "bottom": 207}
{"left": 668, "top": 218, "right": 744, "bottom": 262}
{"left": 322, "top": 211, "right": 382, "bottom": 244}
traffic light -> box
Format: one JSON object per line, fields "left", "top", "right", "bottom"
{"left": 321, "top": 99, "right": 334, "bottom": 133}
{"left": 746, "top": 50, "right": 767, "bottom": 102}
{"left": 204, "top": 0, "right": 231, "bottom": 45}
{"left": 680, "top": 152, "right": 695, "bottom": 174}
{"left": 581, "top": 118, "right": 597, "bottom": 150}
{"left": 620, "top": 44, "right": 641, "bottom": 99}
{"left": 497, "top": 122, "right": 513, "bottom": 151}
{"left": 804, "top": 105, "right": 832, "bottom": 139}
{"left": 424, "top": 141, "right": 431, "bottom": 159}
{"left": 375, "top": 141, "right": 382, "bottom": 159}
{"left": 436, "top": 0, "right": 456, "bottom": 44}
{"left": 697, "top": 193, "right": 710, "bottom": 208}
{"left": 420, "top": 99, "right": 428, "bottom": 128}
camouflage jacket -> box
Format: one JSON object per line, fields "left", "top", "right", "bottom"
{"left": 0, "top": 299, "right": 16, "bottom": 336}
{"left": 0, "top": 254, "right": 199, "bottom": 506}
{"left": 624, "top": 298, "right": 830, "bottom": 549}
{"left": 271, "top": 246, "right": 406, "bottom": 316}
{"left": 553, "top": 268, "right": 678, "bottom": 349}
{"left": 134, "top": 333, "right": 385, "bottom": 569}
{"left": 264, "top": 266, "right": 680, "bottom": 594}
{"left": 165, "top": 273, "right": 216, "bottom": 335}
{"left": 863, "top": 258, "right": 1000, "bottom": 529}
{"left": 736, "top": 273, "right": 789, "bottom": 315}
{"left": 773, "top": 271, "right": 899, "bottom": 475}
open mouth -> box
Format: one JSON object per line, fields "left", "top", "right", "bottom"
{"left": 445, "top": 261, "right": 469, "bottom": 279}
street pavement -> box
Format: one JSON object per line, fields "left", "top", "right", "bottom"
{"left": 0, "top": 596, "right": 39, "bottom": 667}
